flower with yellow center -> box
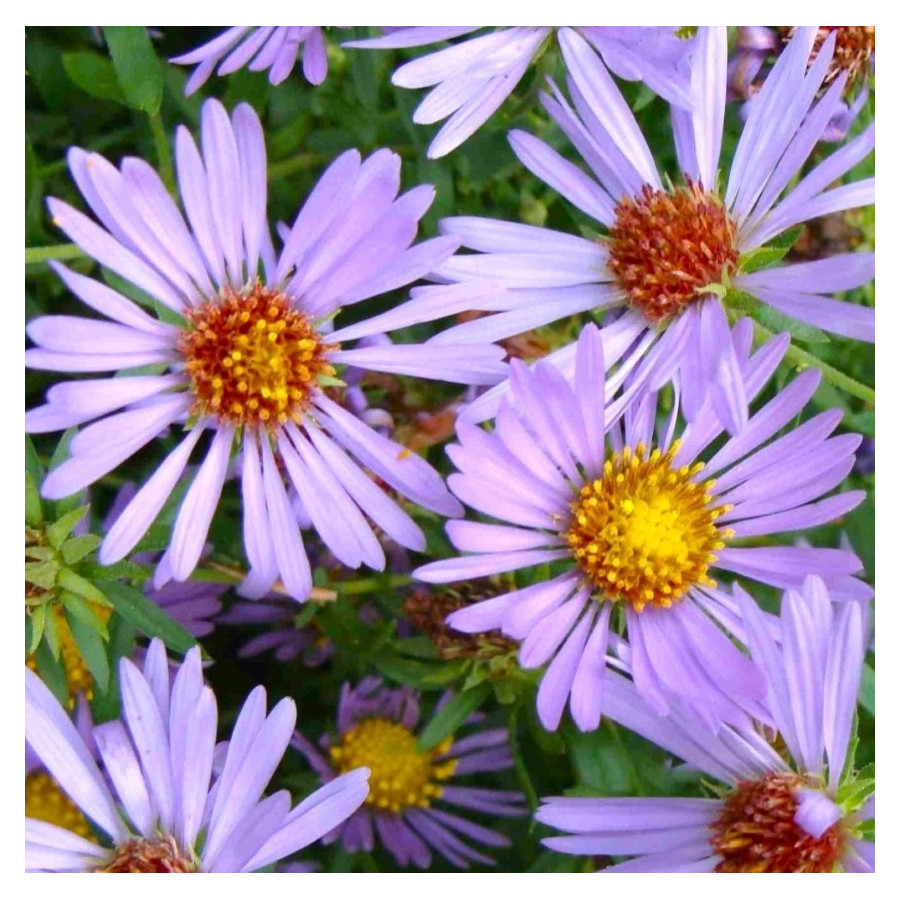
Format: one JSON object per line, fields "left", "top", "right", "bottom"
{"left": 418, "top": 324, "right": 866, "bottom": 732}
{"left": 330, "top": 718, "right": 456, "bottom": 813}
{"left": 25, "top": 770, "right": 93, "bottom": 840}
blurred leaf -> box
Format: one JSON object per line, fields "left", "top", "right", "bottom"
{"left": 768, "top": 224, "right": 804, "bottom": 251}
{"left": 103, "top": 27, "right": 163, "bottom": 114}
{"left": 98, "top": 580, "right": 196, "bottom": 654}
{"left": 61, "top": 534, "right": 101, "bottom": 565}
{"left": 392, "top": 635, "right": 441, "bottom": 661}
{"left": 752, "top": 306, "right": 830, "bottom": 345}
{"left": 28, "top": 604, "right": 46, "bottom": 654}
{"left": 26, "top": 134, "right": 37, "bottom": 213}
{"left": 349, "top": 31, "right": 379, "bottom": 110}
{"left": 62, "top": 51, "right": 126, "bottom": 104}
{"left": 66, "top": 608, "right": 110, "bottom": 693}
{"left": 374, "top": 653, "right": 467, "bottom": 690}
{"left": 34, "top": 636, "right": 69, "bottom": 708}
{"left": 25, "top": 473, "right": 43, "bottom": 528}
{"left": 25, "top": 435, "right": 44, "bottom": 482}
{"left": 47, "top": 429, "right": 82, "bottom": 515}
{"left": 46, "top": 506, "right": 89, "bottom": 548}
{"left": 859, "top": 662, "right": 874, "bottom": 716}
{"left": 418, "top": 683, "right": 491, "bottom": 751}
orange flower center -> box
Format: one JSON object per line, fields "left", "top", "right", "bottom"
{"left": 98, "top": 836, "right": 196, "bottom": 873}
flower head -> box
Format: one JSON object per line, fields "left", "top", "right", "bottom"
{"left": 25, "top": 639, "right": 370, "bottom": 872}
{"left": 346, "top": 27, "right": 694, "bottom": 158}
{"left": 172, "top": 27, "right": 333, "bottom": 94}
{"left": 293, "top": 677, "right": 525, "bottom": 868}
{"left": 537, "top": 577, "right": 874, "bottom": 873}
{"left": 415, "top": 323, "right": 867, "bottom": 731}
{"left": 410, "top": 26, "right": 873, "bottom": 428}
{"left": 26, "top": 98, "right": 506, "bottom": 602}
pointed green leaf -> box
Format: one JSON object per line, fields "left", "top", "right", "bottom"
{"left": 859, "top": 662, "right": 874, "bottom": 716}
{"left": 25, "top": 474, "right": 43, "bottom": 528}
{"left": 98, "top": 580, "right": 197, "bottom": 654}
{"left": 752, "top": 305, "right": 830, "bottom": 344}
{"left": 43, "top": 604, "right": 61, "bottom": 660}
{"left": 66, "top": 608, "right": 110, "bottom": 694}
{"left": 61, "top": 534, "right": 102, "bottom": 566}
{"left": 418, "top": 683, "right": 492, "bottom": 751}
{"left": 25, "top": 435, "right": 44, "bottom": 482}
{"left": 25, "top": 560, "right": 58, "bottom": 590}
{"left": 62, "top": 592, "right": 110, "bottom": 641}
{"left": 62, "top": 51, "right": 127, "bottom": 104}
{"left": 28, "top": 604, "right": 46, "bottom": 654}
{"left": 47, "top": 429, "right": 82, "bottom": 515}
{"left": 90, "top": 615, "right": 137, "bottom": 724}
{"left": 103, "top": 27, "right": 164, "bottom": 115}
{"left": 33, "top": 636, "right": 70, "bottom": 708}
{"left": 57, "top": 568, "right": 108, "bottom": 605}
{"left": 80, "top": 558, "right": 149, "bottom": 582}
{"left": 46, "top": 505, "right": 89, "bottom": 548}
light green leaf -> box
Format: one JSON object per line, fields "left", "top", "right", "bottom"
{"left": 25, "top": 474, "right": 43, "bottom": 528}
{"left": 57, "top": 568, "right": 108, "bottom": 605}
{"left": 61, "top": 534, "right": 102, "bottom": 566}
{"left": 103, "top": 27, "right": 164, "bottom": 115}
{"left": 46, "top": 505, "right": 89, "bottom": 548}
{"left": 418, "top": 683, "right": 491, "bottom": 751}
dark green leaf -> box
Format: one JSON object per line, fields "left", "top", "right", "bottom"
{"left": 90, "top": 615, "right": 137, "bottom": 724}
{"left": 66, "top": 608, "right": 110, "bottom": 693}
{"left": 418, "top": 683, "right": 491, "bottom": 751}
{"left": 25, "top": 473, "right": 43, "bottom": 528}
{"left": 374, "top": 654, "right": 467, "bottom": 690}
{"left": 62, "top": 51, "right": 127, "bottom": 104}
{"left": 34, "top": 636, "right": 69, "bottom": 708}
{"left": 43, "top": 603, "right": 61, "bottom": 660}
{"left": 859, "top": 662, "right": 874, "bottom": 716}
{"left": 63, "top": 592, "right": 110, "bottom": 640}
{"left": 25, "top": 435, "right": 44, "bottom": 483}
{"left": 752, "top": 305, "right": 830, "bottom": 344}
{"left": 392, "top": 635, "right": 441, "bottom": 661}
{"left": 103, "top": 27, "right": 164, "bottom": 114}
{"left": 47, "top": 429, "right": 82, "bottom": 515}
{"left": 98, "top": 580, "right": 197, "bottom": 654}
{"left": 349, "top": 30, "right": 379, "bottom": 110}
{"left": 26, "top": 134, "right": 37, "bottom": 213}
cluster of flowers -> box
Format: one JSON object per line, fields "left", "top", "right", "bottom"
{"left": 25, "top": 26, "right": 874, "bottom": 873}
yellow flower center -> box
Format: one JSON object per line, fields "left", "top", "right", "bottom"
{"left": 26, "top": 603, "right": 112, "bottom": 705}
{"left": 330, "top": 718, "right": 457, "bottom": 813}
{"left": 564, "top": 443, "right": 732, "bottom": 611}
{"left": 712, "top": 773, "right": 845, "bottom": 873}
{"left": 178, "top": 284, "right": 335, "bottom": 430}
{"left": 607, "top": 178, "right": 739, "bottom": 322}
{"left": 25, "top": 771, "right": 93, "bottom": 839}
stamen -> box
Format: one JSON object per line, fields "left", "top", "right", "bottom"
{"left": 178, "top": 283, "right": 335, "bottom": 430}
{"left": 25, "top": 771, "right": 92, "bottom": 839}
{"left": 99, "top": 836, "right": 195, "bottom": 873}
{"left": 607, "top": 177, "right": 738, "bottom": 321}
{"left": 564, "top": 443, "right": 730, "bottom": 611}
{"left": 712, "top": 773, "right": 845, "bottom": 873}
{"left": 330, "top": 718, "right": 457, "bottom": 813}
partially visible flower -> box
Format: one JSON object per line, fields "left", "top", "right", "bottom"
{"left": 171, "top": 27, "right": 333, "bottom": 94}
{"left": 293, "top": 677, "right": 525, "bottom": 868}
{"left": 345, "top": 27, "right": 694, "bottom": 158}
{"left": 25, "top": 639, "right": 370, "bottom": 872}
{"left": 415, "top": 323, "right": 868, "bottom": 732}
{"left": 26, "top": 98, "right": 506, "bottom": 603}
{"left": 730, "top": 27, "right": 874, "bottom": 142}
{"left": 408, "top": 26, "right": 874, "bottom": 427}
{"left": 537, "top": 576, "right": 874, "bottom": 873}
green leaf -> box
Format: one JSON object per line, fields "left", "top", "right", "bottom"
{"left": 63, "top": 592, "right": 110, "bottom": 641}
{"left": 80, "top": 558, "right": 149, "bottom": 582}
{"left": 374, "top": 654, "right": 467, "bottom": 690}
{"left": 25, "top": 473, "right": 43, "bottom": 528}
{"left": 392, "top": 635, "right": 441, "bottom": 661}
{"left": 98, "top": 580, "right": 197, "bottom": 654}
{"left": 61, "top": 534, "right": 102, "bottom": 566}
{"left": 752, "top": 305, "right": 830, "bottom": 345}
{"left": 25, "top": 133, "right": 37, "bottom": 213}
{"left": 25, "top": 559, "right": 58, "bottom": 590}
{"left": 57, "top": 568, "right": 108, "bottom": 605}
{"left": 349, "top": 30, "right": 379, "bottom": 110}
{"left": 66, "top": 608, "right": 110, "bottom": 693}
{"left": 153, "top": 299, "right": 188, "bottom": 329}
{"left": 46, "top": 505, "right": 89, "bottom": 548}
{"left": 62, "top": 51, "right": 127, "bottom": 104}
{"left": 859, "top": 662, "right": 874, "bottom": 716}
{"left": 768, "top": 224, "right": 804, "bottom": 252}
{"left": 43, "top": 603, "right": 61, "bottom": 660}
{"left": 25, "top": 435, "right": 44, "bottom": 482}
{"left": 418, "top": 683, "right": 492, "bottom": 751}
{"left": 34, "top": 636, "right": 70, "bottom": 708}
{"left": 739, "top": 246, "right": 793, "bottom": 274}
{"left": 47, "top": 429, "right": 82, "bottom": 514}
{"left": 90, "top": 614, "right": 137, "bottom": 724}
{"left": 103, "top": 27, "right": 164, "bottom": 115}
{"left": 28, "top": 604, "right": 46, "bottom": 654}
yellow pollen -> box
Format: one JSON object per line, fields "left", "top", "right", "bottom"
{"left": 25, "top": 602, "right": 112, "bottom": 705}
{"left": 564, "top": 442, "right": 731, "bottom": 611}
{"left": 25, "top": 771, "right": 92, "bottom": 839}
{"left": 178, "top": 283, "right": 335, "bottom": 431}
{"left": 607, "top": 177, "right": 739, "bottom": 321}
{"left": 329, "top": 718, "right": 457, "bottom": 814}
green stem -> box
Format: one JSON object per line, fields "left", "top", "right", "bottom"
{"left": 508, "top": 703, "right": 539, "bottom": 813}
{"left": 149, "top": 111, "right": 174, "bottom": 193}
{"left": 25, "top": 243, "right": 86, "bottom": 265}
{"left": 752, "top": 322, "right": 875, "bottom": 406}
{"left": 337, "top": 574, "right": 413, "bottom": 596}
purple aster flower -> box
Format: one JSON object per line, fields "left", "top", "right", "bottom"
{"left": 730, "top": 27, "right": 874, "bottom": 143}
{"left": 537, "top": 576, "right": 874, "bottom": 873}
{"left": 406, "top": 26, "right": 873, "bottom": 428}
{"left": 414, "top": 322, "right": 868, "bottom": 732}
{"left": 292, "top": 677, "right": 526, "bottom": 868}
{"left": 345, "top": 27, "right": 694, "bottom": 158}
{"left": 171, "top": 27, "right": 334, "bottom": 94}
{"left": 25, "top": 98, "right": 507, "bottom": 603}
{"left": 25, "top": 638, "right": 370, "bottom": 872}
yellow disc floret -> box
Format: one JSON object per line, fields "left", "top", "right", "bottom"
{"left": 564, "top": 443, "right": 732, "bottom": 611}
{"left": 330, "top": 718, "right": 457, "bottom": 813}
{"left": 178, "top": 283, "right": 335, "bottom": 430}
{"left": 25, "top": 771, "right": 93, "bottom": 839}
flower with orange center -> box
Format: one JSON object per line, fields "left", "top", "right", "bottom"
{"left": 537, "top": 577, "right": 874, "bottom": 873}
{"left": 424, "top": 26, "right": 872, "bottom": 432}
{"left": 418, "top": 324, "right": 866, "bottom": 732}
{"left": 26, "top": 98, "right": 505, "bottom": 602}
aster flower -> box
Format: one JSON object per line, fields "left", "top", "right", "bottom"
{"left": 171, "top": 27, "right": 334, "bottom": 94}
{"left": 537, "top": 576, "right": 874, "bottom": 873}
{"left": 730, "top": 27, "right": 874, "bottom": 143}
{"left": 345, "top": 27, "right": 694, "bottom": 158}
{"left": 25, "top": 98, "right": 507, "bottom": 602}
{"left": 415, "top": 322, "right": 868, "bottom": 732}
{"left": 293, "top": 677, "right": 526, "bottom": 868}
{"left": 25, "top": 639, "right": 370, "bottom": 872}
{"left": 407, "top": 26, "right": 874, "bottom": 428}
